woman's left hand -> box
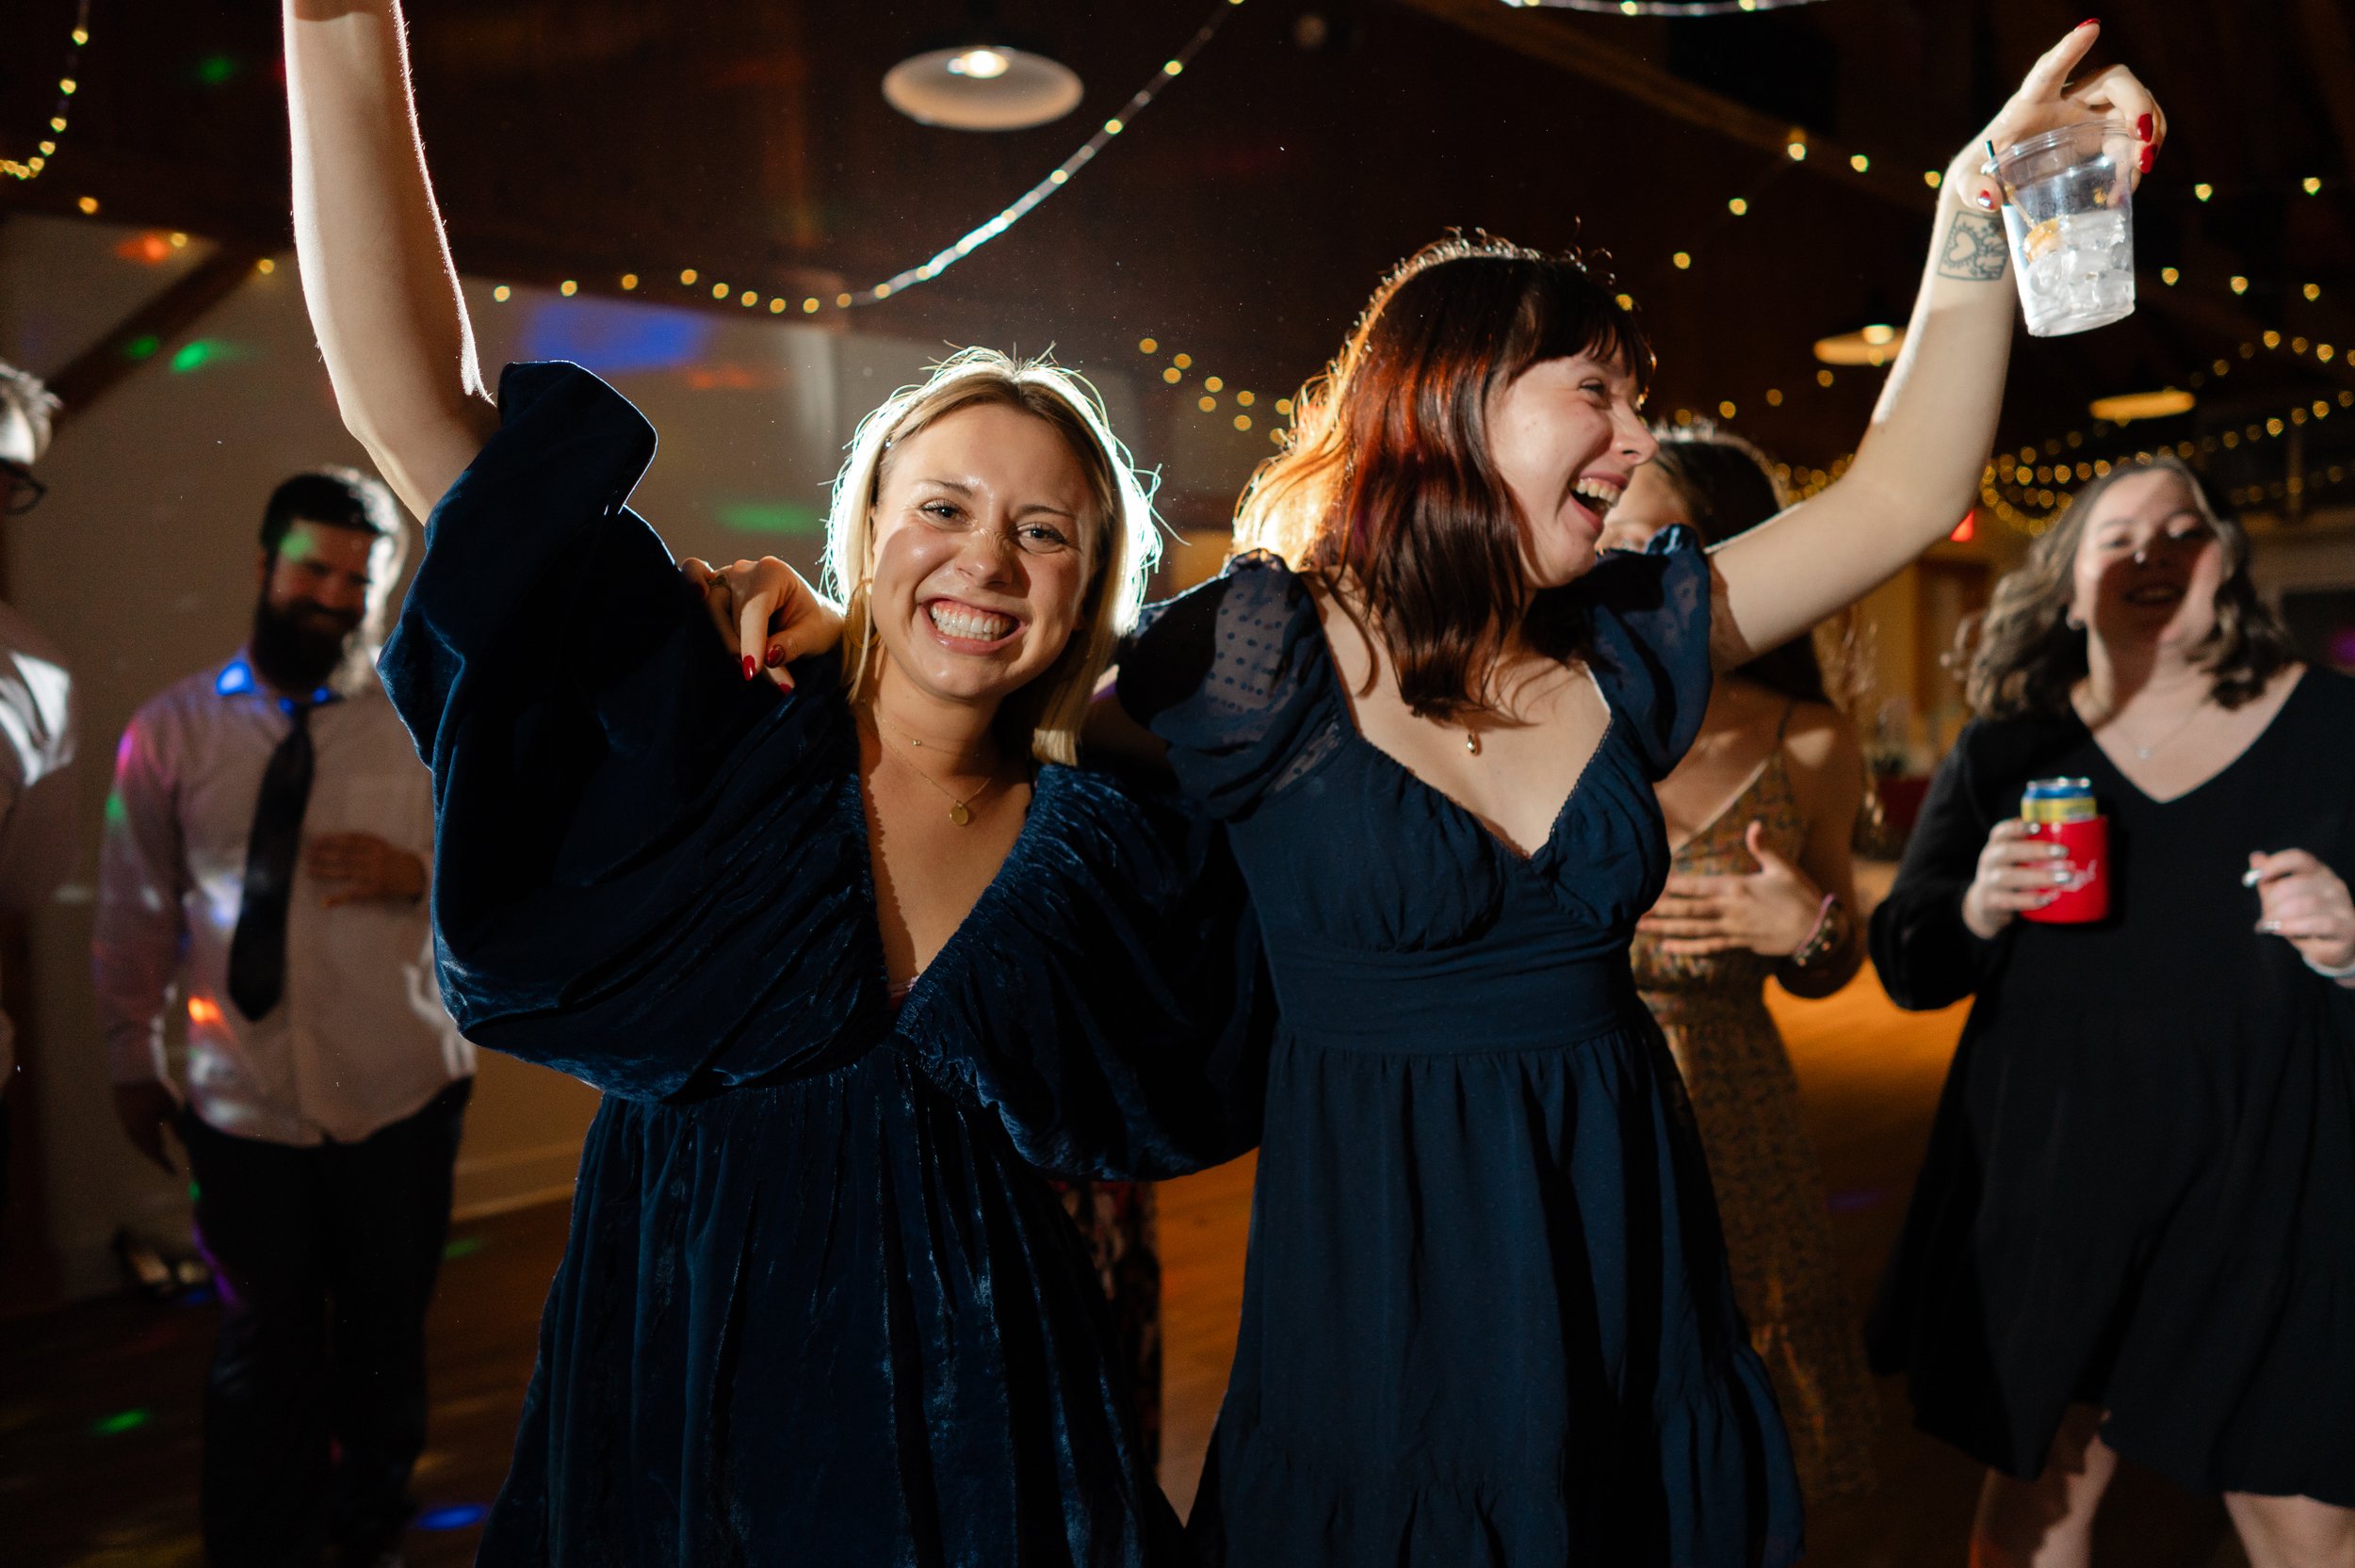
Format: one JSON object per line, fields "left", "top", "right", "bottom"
{"left": 1956, "top": 22, "right": 2166, "bottom": 213}
{"left": 679, "top": 556, "right": 844, "bottom": 688}
{"left": 2249, "top": 849, "right": 2355, "bottom": 975}
{"left": 1638, "top": 821, "right": 1825, "bottom": 958}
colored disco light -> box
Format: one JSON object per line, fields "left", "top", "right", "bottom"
{"left": 416, "top": 1504, "right": 490, "bottom": 1530}
{"left": 442, "top": 1237, "right": 485, "bottom": 1261}
{"left": 116, "top": 233, "right": 175, "bottom": 265}
{"left": 90, "top": 1409, "right": 153, "bottom": 1436}
{"left": 170, "top": 339, "right": 244, "bottom": 374}
{"left": 195, "top": 54, "right": 241, "bottom": 87}
{"left": 122, "top": 334, "right": 160, "bottom": 361}
{"left": 517, "top": 298, "right": 710, "bottom": 377}
{"left": 717, "top": 500, "right": 824, "bottom": 537}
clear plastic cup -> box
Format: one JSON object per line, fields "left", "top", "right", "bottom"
{"left": 1994, "top": 121, "right": 2138, "bottom": 337}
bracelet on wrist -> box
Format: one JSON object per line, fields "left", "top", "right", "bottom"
{"left": 1787, "top": 893, "right": 1845, "bottom": 970}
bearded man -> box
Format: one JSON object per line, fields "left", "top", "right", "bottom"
{"left": 95, "top": 467, "right": 473, "bottom": 1568}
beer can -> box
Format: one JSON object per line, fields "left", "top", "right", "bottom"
{"left": 2019, "top": 777, "right": 2109, "bottom": 924}
{"left": 2021, "top": 776, "right": 2098, "bottom": 825}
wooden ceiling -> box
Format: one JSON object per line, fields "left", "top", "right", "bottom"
{"left": 6, "top": 0, "right": 2355, "bottom": 513}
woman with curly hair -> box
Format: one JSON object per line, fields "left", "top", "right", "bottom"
{"left": 1869, "top": 453, "right": 2355, "bottom": 1568}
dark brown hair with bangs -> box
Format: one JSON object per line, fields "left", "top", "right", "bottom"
{"left": 1233, "top": 233, "right": 1651, "bottom": 722}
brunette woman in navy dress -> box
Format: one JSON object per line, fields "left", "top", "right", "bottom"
{"left": 284, "top": 4, "right": 1262, "bottom": 1562}
{"left": 1104, "top": 26, "right": 2164, "bottom": 1567}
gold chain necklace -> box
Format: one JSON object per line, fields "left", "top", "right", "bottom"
{"left": 873, "top": 716, "right": 1006, "bottom": 827}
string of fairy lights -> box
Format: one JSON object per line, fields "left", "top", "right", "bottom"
{"left": 1977, "top": 331, "right": 2355, "bottom": 533}
{"left": 1104, "top": 166, "right": 2353, "bottom": 519}
{"left": 1, "top": 0, "right": 92, "bottom": 182}
{"left": 467, "top": 0, "right": 1247, "bottom": 320}
{"left": 35, "top": 0, "right": 2346, "bottom": 532}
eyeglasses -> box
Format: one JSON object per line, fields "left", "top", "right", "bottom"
{"left": 0, "top": 460, "right": 44, "bottom": 519}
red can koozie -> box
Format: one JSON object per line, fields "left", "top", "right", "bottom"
{"left": 2021, "top": 816, "right": 2109, "bottom": 923}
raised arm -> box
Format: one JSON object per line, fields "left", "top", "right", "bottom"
{"left": 285, "top": 0, "right": 496, "bottom": 522}
{"left": 1711, "top": 23, "right": 2162, "bottom": 662}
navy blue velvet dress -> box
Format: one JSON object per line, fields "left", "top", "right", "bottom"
{"left": 380, "top": 363, "right": 1263, "bottom": 1567}
{"left": 1118, "top": 544, "right": 1802, "bottom": 1567}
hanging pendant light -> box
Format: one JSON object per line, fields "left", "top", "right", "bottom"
{"left": 884, "top": 7, "right": 1082, "bottom": 132}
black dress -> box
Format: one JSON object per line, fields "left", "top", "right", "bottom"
{"left": 1118, "top": 542, "right": 1801, "bottom": 1567}
{"left": 379, "top": 363, "right": 1265, "bottom": 1566}
{"left": 1868, "top": 671, "right": 2355, "bottom": 1505}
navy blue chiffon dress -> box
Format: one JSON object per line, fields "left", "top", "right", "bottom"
{"left": 379, "top": 363, "right": 1264, "bottom": 1567}
{"left": 1118, "top": 543, "right": 1802, "bottom": 1567}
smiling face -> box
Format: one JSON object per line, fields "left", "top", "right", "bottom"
{"left": 1595, "top": 462, "right": 1688, "bottom": 554}
{"left": 2068, "top": 467, "right": 2226, "bottom": 654}
{"left": 1486, "top": 352, "right": 1658, "bottom": 590}
{"left": 866, "top": 400, "right": 1099, "bottom": 714}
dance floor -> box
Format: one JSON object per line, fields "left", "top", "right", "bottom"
{"left": 4, "top": 958, "right": 2250, "bottom": 1567}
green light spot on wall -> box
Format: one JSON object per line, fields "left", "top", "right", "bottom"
{"left": 195, "top": 55, "right": 241, "bottom": 87}
{"left": 171, "top": 340, "right": 224, "bottom": 374}
{"left": 123, "top": 334, "right": 160, "bottom": 362}
{"left": 717, "top": 501, "right": 824, "bottom": 537}
{"left": 104, "top": 791, "right": 126, "bottom": 828}
{"left": 91, "top": 1409, "right": 153, "bottom": 1437}
{"left": 442, "top": 1237, "right": 485, "bottom": 1262}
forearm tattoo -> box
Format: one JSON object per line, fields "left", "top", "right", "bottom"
{"left": 1937, "top": 209, "right": 2010, "bottom": 282}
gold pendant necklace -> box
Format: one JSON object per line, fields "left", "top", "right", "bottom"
{"left": 877, "top": 718, "right": 1003, "bottom": 827}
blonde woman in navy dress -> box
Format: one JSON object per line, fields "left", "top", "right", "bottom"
{"left": 1106, "top": 26, "right": 2163, "bottom": 1567}
{"left": 284, "top": 2, "right": 1266, "bottom": 1560}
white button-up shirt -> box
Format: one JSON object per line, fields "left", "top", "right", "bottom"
{"left": 94, "top": 651, "right": 473, "bottom": 1146}
{"left": 0, "top": 599, "right": 77, "bottom": 1095}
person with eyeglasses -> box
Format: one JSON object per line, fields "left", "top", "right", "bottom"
{"left": 0, "top": 360, "right": 77, "bottom": 1225}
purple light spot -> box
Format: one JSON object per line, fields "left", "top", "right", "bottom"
{"left": 2328, "top": 627, "right": 2355, "bottom": 670}
{"left": 1827, "top": 1188, "right": 1890, "bottom": 1213}
{"left": 416, "top": 1504, "right": 489, "bottom": 1531}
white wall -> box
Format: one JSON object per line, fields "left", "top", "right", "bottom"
{"left": 1, "top": 214, "right": 1199, "bottom": 1298}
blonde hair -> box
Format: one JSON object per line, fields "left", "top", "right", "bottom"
{"left": 822, "top": 348, "right": 1160, "bottom": 766}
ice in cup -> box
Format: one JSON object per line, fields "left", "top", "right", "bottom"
{"left": 1993, "top": 121, "right": 2138, "bottom": 337}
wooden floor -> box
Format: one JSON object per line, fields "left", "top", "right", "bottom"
{"left": 5, "top": 967, "right": 2250, "bottom": 1567}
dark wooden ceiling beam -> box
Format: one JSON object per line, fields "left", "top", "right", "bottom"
{"left": 1394, "top": 0, "right": 1910, "bottom": 209}
{"left": 43, "top": 242, "right": 274, "bottom": 430}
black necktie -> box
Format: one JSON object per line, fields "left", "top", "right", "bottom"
{"left": 228, "top": 695, "right": 324, "bottom": 1022}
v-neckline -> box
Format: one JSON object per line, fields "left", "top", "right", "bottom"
{"left": 1306, "top": 609, "right": 1617, "bottom": 867}
{"left": 1665, "top": 750, "right": 1778, "bottom": 858}
{"left": 850, "top": 724, "right": 1057, "bottom": 1014}
{"left": 2080, "top": 667, "right": 2307, "bottom": 808}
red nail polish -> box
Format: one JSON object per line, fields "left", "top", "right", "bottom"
{"left": 764, "top": 645, "right": 786, "bottom": 669}
{"left": 2137, "top": 144, "right": 2154, "bottom": 174}
{"left": 1976, "top": 189, "right": 1998, "bottom": 210}
{"left": 2136, "top": 113, "right": 2152, "bottom": 141}
{"left": 742, "top": 655, "right": 756, "bottom": 680}
{"left": 2078, "top": 17, "right": 2099, "bottom": 27}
